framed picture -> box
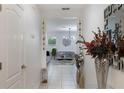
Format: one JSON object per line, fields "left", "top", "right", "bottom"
{"left": 48, "top": 37, "right": 56, "bottom": 45}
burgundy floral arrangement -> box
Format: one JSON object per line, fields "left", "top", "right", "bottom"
{"left": 76, "top": 27, "right": 117, "bottom": 59}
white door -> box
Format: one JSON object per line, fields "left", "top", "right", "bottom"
{"left": 0, "top": 5, "right": 24, "bottom": 89}
{"left": 0, "top": 4, "right": 6, "bottom": 88}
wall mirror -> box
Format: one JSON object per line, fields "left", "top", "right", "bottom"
{"left": 104, "top": 4, "right": 124, "bottom": 71}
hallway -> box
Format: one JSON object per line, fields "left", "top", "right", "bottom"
{"left": 40, "top": 60, "right": 77, "bottom": 89}
{"left": 1, "top": 4, "right": 124, "bottom": 89}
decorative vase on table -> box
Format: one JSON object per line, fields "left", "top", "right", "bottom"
{"left": 95, "top": 57, "right": 109, "bottom": 89}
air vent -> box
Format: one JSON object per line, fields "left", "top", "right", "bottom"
{"left": 62, "top": 8, "right": 70, "bottom": 11}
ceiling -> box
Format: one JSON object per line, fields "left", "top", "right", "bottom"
{"left": 37, "top": 5, "right": 86, "bottom": 33}
{"left": 37, "top": 4, "right": 86, "bottom": 18}
{"left": 45, "top": 17, "right": 78, "bottom": 33}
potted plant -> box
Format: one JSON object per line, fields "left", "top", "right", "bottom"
{"left": 51, "top": 48, "right": 57, "bottom": 60}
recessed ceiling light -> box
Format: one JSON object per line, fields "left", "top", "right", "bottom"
{"left": 62, "top": 8, "right": 70, "bottom": 11}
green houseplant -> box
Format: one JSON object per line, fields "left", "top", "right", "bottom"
{"left": 51, "top": 48, "right": 57, "bottom": 60}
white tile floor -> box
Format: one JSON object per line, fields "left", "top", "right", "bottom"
{"left": 40, "top": 60, "right": 78, "bottom": 89}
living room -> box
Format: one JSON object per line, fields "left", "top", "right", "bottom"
{"left": 46, "top": 17, "right": 78, "bottom": 61}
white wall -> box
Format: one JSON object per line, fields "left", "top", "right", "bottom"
{"left": 46, "top": 31, "right": 77, "bottom": 53}
{"left": 81, "top": 4, "right": 109, "bottom": 88}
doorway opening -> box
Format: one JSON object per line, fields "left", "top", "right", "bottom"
{"left": 41, "top": 17, "right": 78, "bottom": 89}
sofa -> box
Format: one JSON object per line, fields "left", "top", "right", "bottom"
{"left": 56, "top": 51, "right": 75, "bottom": 60}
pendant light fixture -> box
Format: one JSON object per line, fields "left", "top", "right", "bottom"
{"left": 63, "top": 27, "right": 72, "bottom": 47}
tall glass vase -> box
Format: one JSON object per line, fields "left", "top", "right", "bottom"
{"left": 95, "top": 57, "right": 109, "bottom": 89}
